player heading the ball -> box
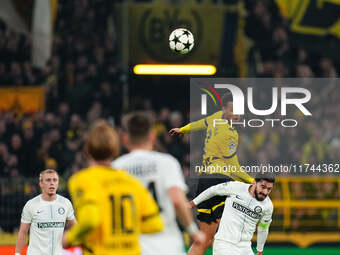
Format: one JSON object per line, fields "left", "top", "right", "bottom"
{"left": 170, "top": 92, "right": 254, "bottom": 255}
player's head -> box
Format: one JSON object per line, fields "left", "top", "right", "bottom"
{"left": 86, "top": 119, "right": 120, "bottom": 161}
{"left": 39, "top": 169, "right": 59, "bottom": 196}
{"left": 253, "top": 174, "right": 275, "bottom": 201}
{"left": 221, "top": 92, "right": 240, "bottom": 122}
{"left": 122, "top": 111, "right": 156, "bottom": 149}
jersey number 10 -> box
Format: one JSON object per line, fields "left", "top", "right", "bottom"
{"left": 109, "top": 194, "right": 137, "bottom": 234}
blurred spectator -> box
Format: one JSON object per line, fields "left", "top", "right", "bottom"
{"left": 0, "top": 143, "right": 9, "bottom": 176}
{"left": 0, "top": 120, "right": 8, "bottom": 144}
{"left": 58, "top": 102, "right": 71, "bottom": 134}
{"left": 319, "top": 57, "right": 337, "bottom": 78}
{"left": 21, "top": 120, "right": 39, "bottom": 175}
{"left": 301, "top": 126, "right": 330, "bottom": 165}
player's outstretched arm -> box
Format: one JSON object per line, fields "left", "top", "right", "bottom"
{"left": 169, "top": 128, "right": 184, "bottom": 137}
{"left": 169, "top": 118, "right": 208, "bottom": 136}
{"left": 168, "top": 187, "right": 206, "bottom": 245}
{"left": 192, "top": 182, "right": 232, "bottom": 206}
{"left": 15, "top": 222, "right": 30, "bottom": 255}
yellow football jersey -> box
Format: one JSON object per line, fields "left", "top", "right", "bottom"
{"left": 180, "top": 111, "right": 253, "bottom": 183}
{"left": 67, "top": 165, "right": 163, "bottom": 255}
{"left": 202, "top": 111, "right": 238, "bottom": 160}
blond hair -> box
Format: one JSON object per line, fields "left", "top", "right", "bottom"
{"left": 39, "top": 169, "right": 59, "bottom": 182}
{"left": 86, "top": 120, "right": 120, "bottom": 160}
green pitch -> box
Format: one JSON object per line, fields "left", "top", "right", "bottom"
{"left": 201, "top": 247, "right": 340, "bottom": 255}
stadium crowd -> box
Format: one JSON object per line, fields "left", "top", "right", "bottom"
{"left": 0, "top": 0, "right": 339, "bottom": 233}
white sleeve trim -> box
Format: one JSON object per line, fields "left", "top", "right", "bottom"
{"left": 193, "top": 182, "right": 230, "bottom": 205}
{"left": 21, "top": 201, "right": 32, "bottom": 224}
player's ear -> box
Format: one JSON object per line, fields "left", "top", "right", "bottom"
{"left": 39, "top": 180, "right": 43, "bottom": 189}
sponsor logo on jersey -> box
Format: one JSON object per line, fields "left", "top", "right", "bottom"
{"left": 37, "top": 222, "right": 65, "bottom": 229}
{"left": 232, "top": 202, "right": 261, "bottom": 219}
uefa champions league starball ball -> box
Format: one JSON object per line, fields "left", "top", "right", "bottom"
{"left": 169, "top": 28, "right": 194, "bottom": 54}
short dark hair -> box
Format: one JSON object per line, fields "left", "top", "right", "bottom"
{"left": 124, "top": 111, "right": 154, "bottom": 145}
{"left": 255, "top": 173, "right": 275, "bottom": 184}
{"left": 222, "top": 92, "right": 233, "bottom": 107}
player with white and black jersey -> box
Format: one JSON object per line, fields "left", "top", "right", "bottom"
{"left": 189, "top": 175, "right": 275, "bottom": 255}
{"left": 15, "top": 169, "right": 76, "bottom": 255}
{"left": 113, "top": 111, "right": 205, "bottom": 255}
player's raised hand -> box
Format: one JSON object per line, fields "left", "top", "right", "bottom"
{"left": 169, "top": 128, "right": 183, "bottom": 137}
{"left": 191, "top": 230, "right": 206, "bottom": 246}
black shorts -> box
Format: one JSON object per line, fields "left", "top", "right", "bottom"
{"left": 196, "top": 174, "right": 233, "bottom": 223}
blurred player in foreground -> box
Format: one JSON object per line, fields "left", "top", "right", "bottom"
{"left": 15, "top": 169, "right": 76, "bottom": 255}
{"left": 113, "top": 112, "right": 205, "bottom": 255}
{"left": 170, "top": 93, "right": 254, "bottom": 255}
{"left": 63, "top": 120, "right": 163, "bottom": 255}
{"left": 189, "top": 175, "right": 274, "bottom": 255}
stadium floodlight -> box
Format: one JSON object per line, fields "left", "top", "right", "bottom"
{"left": 133, "top": 64, "right": 217, "bottom": 75}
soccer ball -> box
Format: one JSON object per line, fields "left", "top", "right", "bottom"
{"left": 169, "top": 28, "right": 194, "bottom": 54}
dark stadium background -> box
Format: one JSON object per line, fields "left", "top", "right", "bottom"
{"left": 0, "top": 0, "right": 339, "bottom": 254}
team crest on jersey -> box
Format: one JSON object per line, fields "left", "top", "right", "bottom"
{"left": 254, "top": 206, "right": 262, "bottom": 214}
{"left": 229, "top": 141, "right": 236, "bottom": 154}
{"left": 58, "top": 207, "right": 65, "bottom": 215}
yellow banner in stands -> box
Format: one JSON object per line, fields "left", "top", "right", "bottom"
{"left": 275, "top": 0, "right": 340, "bottom": 38}
{"left": 0, "top": 86, "right": 45, "bottom": 113}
